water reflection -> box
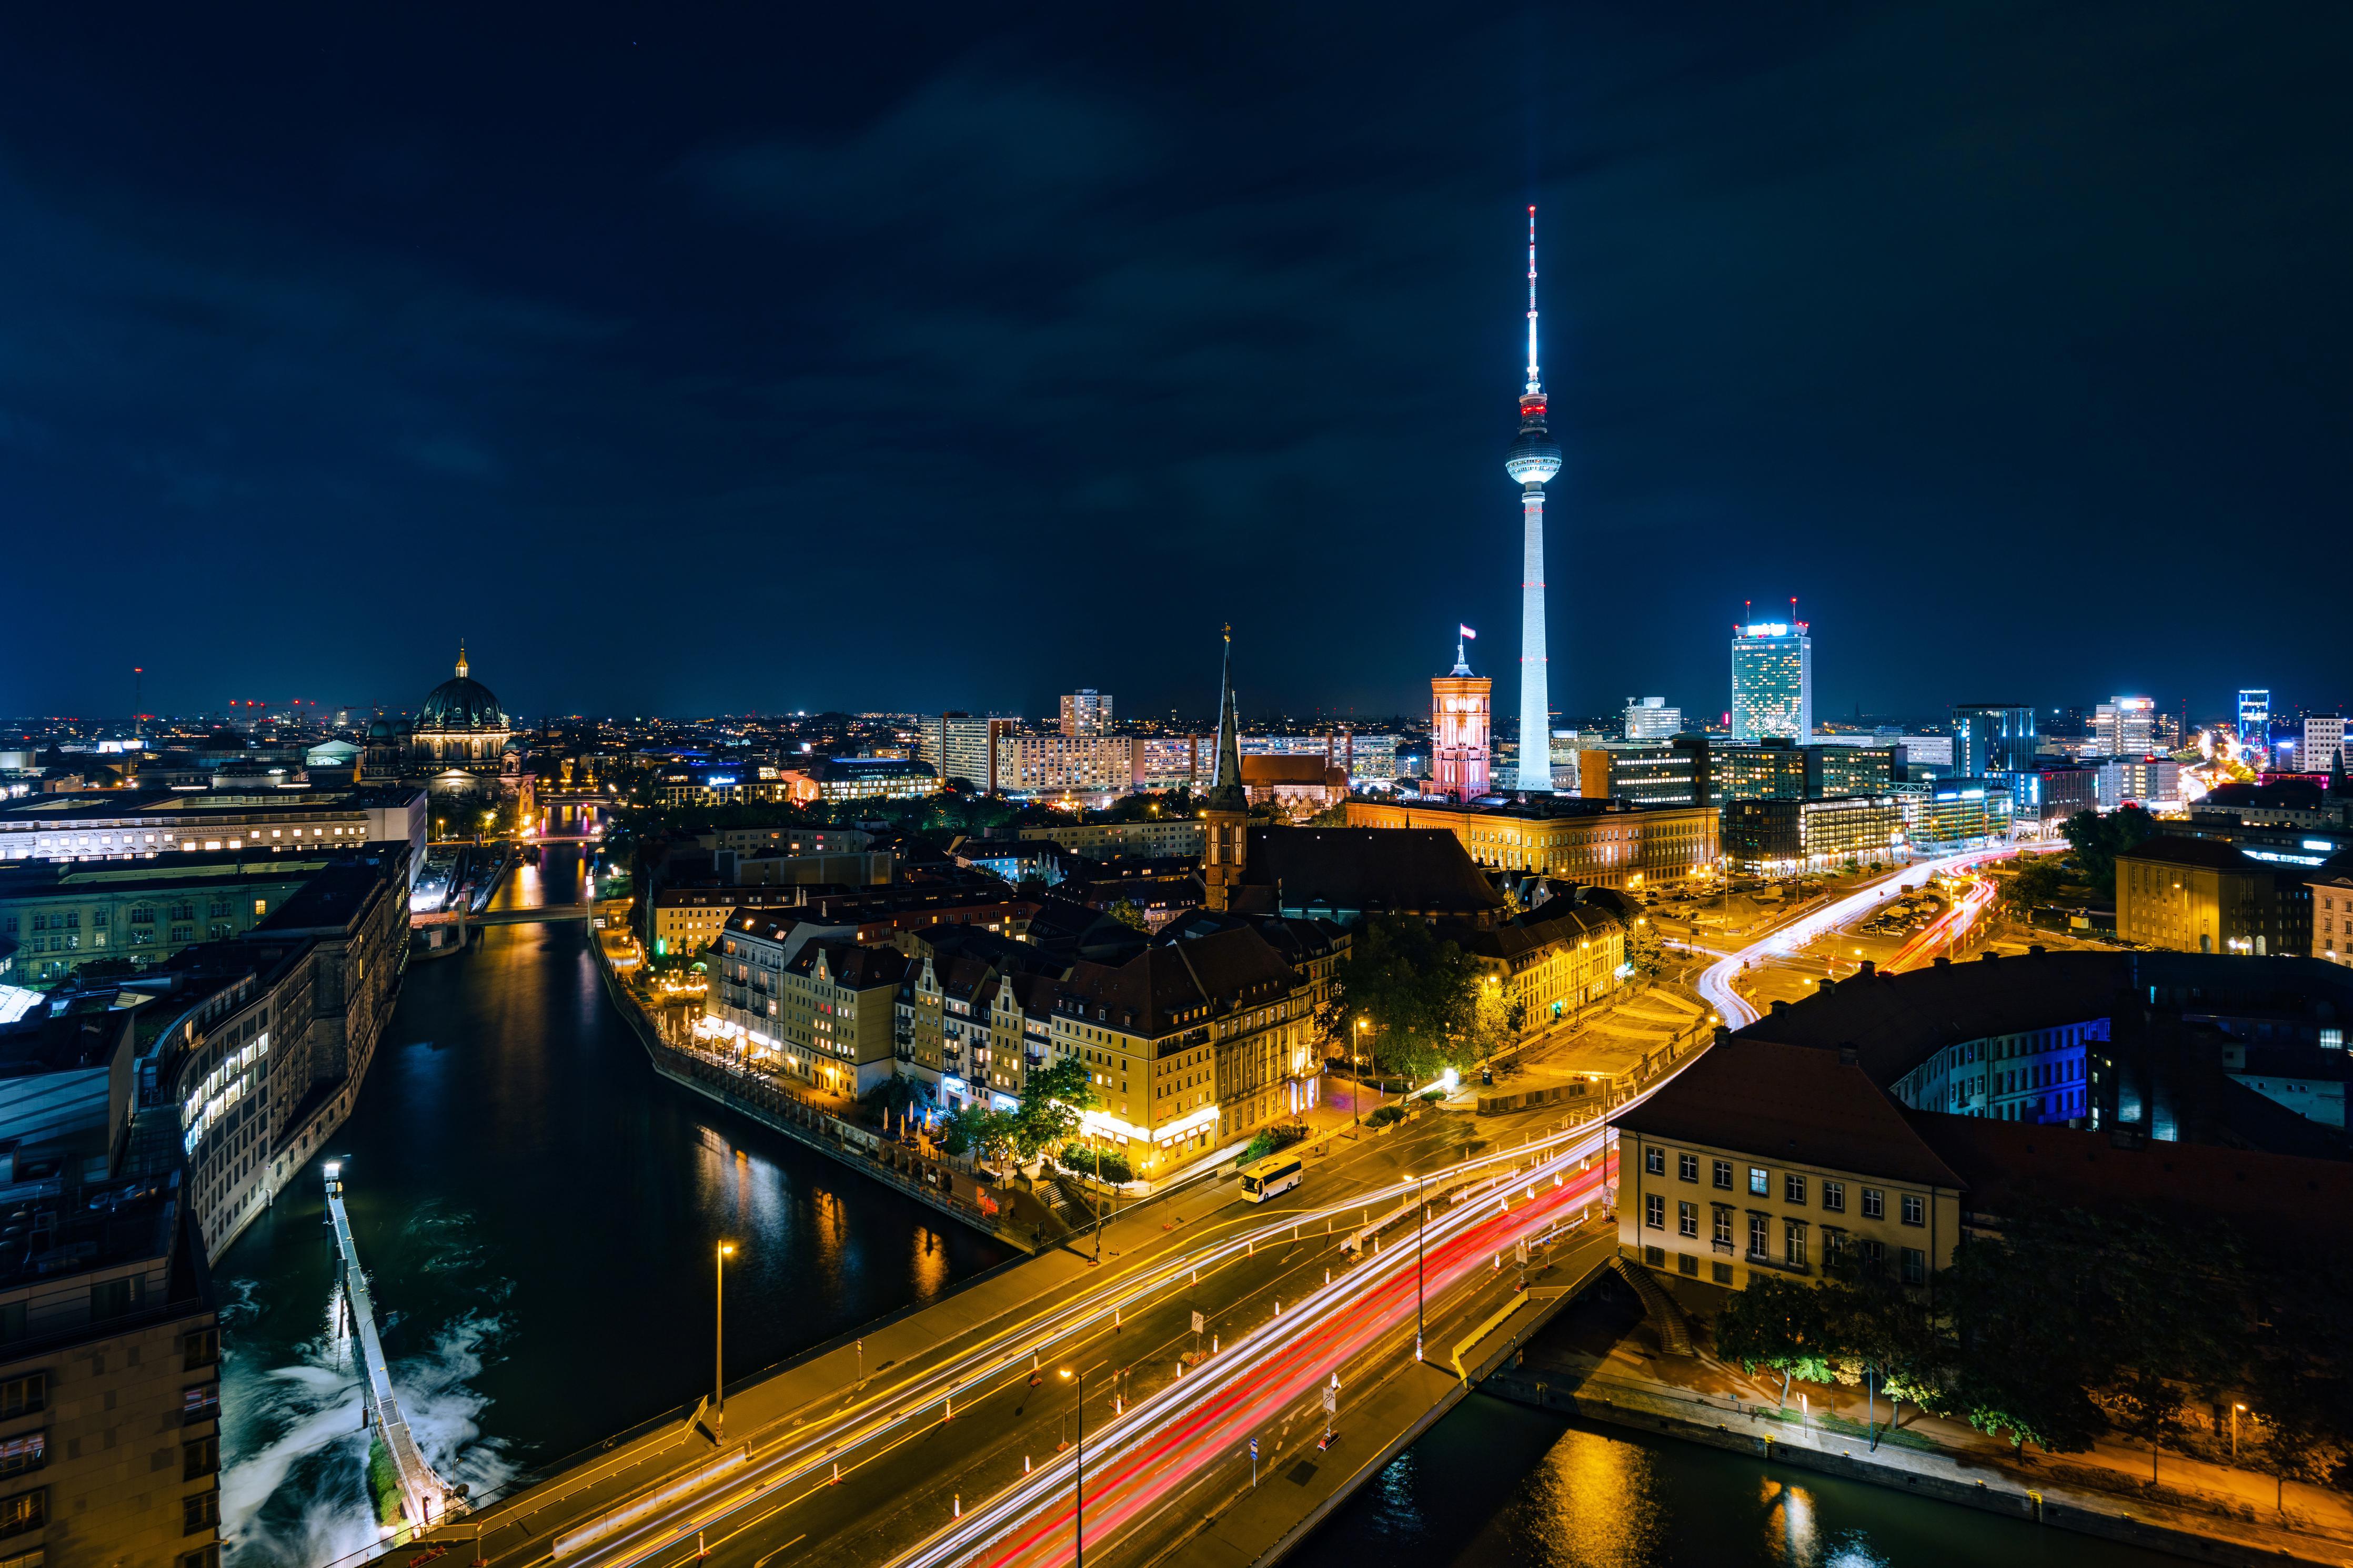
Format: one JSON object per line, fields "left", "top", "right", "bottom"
{"left": 1289, "top": 1396, "right": 2181, "bottom": 1568}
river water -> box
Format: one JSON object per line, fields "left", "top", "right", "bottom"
{"left": 217, "top": 845, "right": 1010, "bottom": 1567}
{"left": 219, "top": 844, "right": 2179, "bottom": 1568}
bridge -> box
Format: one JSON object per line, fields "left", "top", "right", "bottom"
{"left": 412, "top": 903, "right": 592, "bottom": 928}
{"left": 326, "top": 1163, "right": 469, "bottom": 1543}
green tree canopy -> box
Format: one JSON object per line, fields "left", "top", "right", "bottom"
{"left": 2057, "top": 805, "right": 2158, "bottom": 893}
{"left": 1332, "top": 915, "right": 1482, "bottom": 1080}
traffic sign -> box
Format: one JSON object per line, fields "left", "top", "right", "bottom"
{"left": 1191, "top": 1310, "right": 1205, "bottom": 1334}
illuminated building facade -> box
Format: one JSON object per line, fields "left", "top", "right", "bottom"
{"left": 2302, "top": 715, "right": 2346, "bottom": 775}
{"left": 1624, "top": 697, "right": 1682, "bottom": 740}
{"left": 2093, "top": 696, "right": 2157, "bottom": 757}
{"left": 995, "top": 735, "right": 1139, "bottom": 797}
{"left": 2118, "top": 838, "right": 2310, "bottom": 957}
{"left": 2239, "top": 689, "right": 2271, "bottom": 751}
{"left": 1721, "top": 795, "right": 1906, "bottom": 876}
{"left": 1431, "top": 631, "right": 1492, "bottom": 801}
{"left": 1730, "top": 622, "right": 1813, "bottom": 743}
{"left": 1346, "top": 796, "right": 1718, "bottom": 891}
{"left": 1576, "top": 737, "right": 1708, "bottom": 807}
{"left": 1952, "top": 704, "right": 2036, "bottom": 778}
{"left": 1901, "top": 782, "right": 2014, "bottom": 853}
{"left": 1059, "top": 690, "right": 1112, "bottom": 737}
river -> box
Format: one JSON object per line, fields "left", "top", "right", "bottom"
{"left": 218, "top": 844, "right": 1010, "bottom": 1567}
{"left": 219, "top": 844, "right": 2181, "bottom": 1568}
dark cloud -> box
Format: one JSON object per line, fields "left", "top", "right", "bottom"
{"left": 0, "top": 4, "right": 2347, "bottom": 723}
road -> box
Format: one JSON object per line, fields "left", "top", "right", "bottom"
{"left": 396, "top": 853, "right": 2052, "bottom": 1568}
{"left": 1691, "top": 843, "right": 2058, "bottom": 1029}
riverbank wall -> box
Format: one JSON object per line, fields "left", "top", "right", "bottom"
{"left": 1481, "top": 1369, "right": 2353, "bottom": 1568}
{"left": 589, "top": 938, "right": 1046, "bottom": 1253}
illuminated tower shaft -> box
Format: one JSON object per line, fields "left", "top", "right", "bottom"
{"left": 1515, "top": 486, "right": 1550, "bottom": 792}
{"left": 1505, "top": 206, "right": 1563, "bottom": 794}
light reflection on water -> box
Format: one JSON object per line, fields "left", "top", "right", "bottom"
{"left": 1289, "top": 1394, "right": 2179, "bottom": 1568}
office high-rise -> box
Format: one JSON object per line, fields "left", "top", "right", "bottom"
{"left": 1730, "top": 621, "right": 1813, "bottom": 743}
{"left": 1952, "top": 704, "right": 2037, "bottom": 777}
{"left": 1623, "top": 697, "right": 1683, "bottom": 741}
{"left": 2093, "top": 697, "right": 2157, "bottom": 758}
{"left": 2237, "top": 689, "right": 2270, "bottom": 751}
{"left": 1059, "top": 690, "right": 1112, "bottom": 737}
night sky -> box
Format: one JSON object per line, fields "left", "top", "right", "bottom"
{"left": 3, "top": 6, "right": 2348, "bottom": 726}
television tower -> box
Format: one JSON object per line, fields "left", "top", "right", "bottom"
{"left": 1506, "top": 206, "right": 1563, "bottom": 793}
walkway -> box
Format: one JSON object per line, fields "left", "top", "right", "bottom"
{"left": 326, "top": 1165, "right": 466, "bottom": 1541}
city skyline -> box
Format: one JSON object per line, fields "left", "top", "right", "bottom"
{"left": 2, "top": 7, "right": 2351, "bottom": 721}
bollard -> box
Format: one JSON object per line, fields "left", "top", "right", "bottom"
{"left": 1275, "top": 1299, "right": 1282, "bottom": 1316}
{"left": 954, "top": 1495, "right": 961, "bottom": 1518}
{"left": 1024, "top": 1455, "right": 1031, "bottom": 1473}
{"left": 832, "top": 1462, "right": 841, "bottom": 1484}
{"left": 1213, "top": 1334, "right": 1219, "bottom": 1354}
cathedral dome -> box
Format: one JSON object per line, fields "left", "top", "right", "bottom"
{"left": 417, "top": 642, "right": 507, "bottom": 731}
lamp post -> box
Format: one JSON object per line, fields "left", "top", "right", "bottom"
{"left": 1058, "top": 1367, "right": 1086, "bottom": 1567}
{"left": 713, "top": 1241, "right": 735, "bottom": 1435}
{"left": 2231, "top": 1401, "right": 2246, "bottom": 1460}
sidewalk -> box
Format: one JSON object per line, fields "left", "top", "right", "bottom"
{"left": 1493, "top": 1298, "right": 2353, "bottom": 1568}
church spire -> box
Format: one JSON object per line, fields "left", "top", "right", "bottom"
{"left": 1208, "top": 624, "right": 1246, "bottom": 812}
{"left": 456, "top": 638, "right": 470, "bottom": 680}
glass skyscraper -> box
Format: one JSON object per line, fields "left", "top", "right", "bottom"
{"left": 1952, "top": 704, "right": 2037, "bottom": 777}
{"left": 1730, "top": 621, "right": 1813, "bottom": 743}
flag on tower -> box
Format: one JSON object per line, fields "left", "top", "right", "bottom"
{"left": 1459, "top": 625, "right": 1477, "bottom": 640}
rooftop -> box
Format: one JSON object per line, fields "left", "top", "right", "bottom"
{"left": 1613, "top": 1039, "right": 1967, "bottom": 1190}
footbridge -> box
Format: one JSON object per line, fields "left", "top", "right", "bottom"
{"left": 326, "top": 1163, "right": 469, "bottom": 1542}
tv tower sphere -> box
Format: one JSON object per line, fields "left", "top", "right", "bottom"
{"left": 1505, "top": 419, "right": 1562, "bottom": 485}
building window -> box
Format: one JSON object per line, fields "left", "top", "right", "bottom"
{"left": 1821, "top": 1180, "right": 1845, "bottom": 1213}
{"left": 1644, "top": 1145, "right": 1665, "bottom": 1176}
{"left": 1677, "top": 1152, "right": 1698, "bottom": 1182}
{"left": 1747, "top": 1212, "right": 1769, "bottom": 1258}
{"left": 1678, "top": 1200, "right": 1698, "bottom": 1238}
{"left": 1712, "top": 1206, "right": 1733, "bottom": 1249}
{"left": 1857, "top": 1238, "right": 1886, "bottom": 1269}
{"left": 1712, "top": 1159, "right": 1733, "bottom": 1190}
{"left": 1784, "top": 1219, "right": 1807, "bottom": 1269}
{"left": 0, "top": 1378, "right": 42, "bottom": 1421}
{"left": 1748, "top": 1167, "right": 1769, "bottom": 1197}
{"left": 1784, "top": 1173, "right": 1806, "bottom": 1205}
{"left": 184, "top": 1328, "right": 219, "bottom": 1371}
{"left": 1677, "top": 1252, "right": 1699, "bottom": 1276}
{"left": 1861, "top": 1187, "right": 1885, "bottom": 1220}
{"left": 1644, "top": 1193, "right": 1665, "bottom": 1230}
{"left": 1901, "top": 1193, "right": 1925, "bottom": 1227}
{"left": 1901, "top": 1246, "right": 1927, "bottom": 1286}
{"left": 1712, "top": 1260, "right": 1734, "bottom": 1284}
{"left": 183, "top": 1385, "right": 220, "bottom": 1425}
{"left": 183, "top": 1489, "right": 219, "bottom": 1534}
{"left": 0, "top": 1434, "right": 42, "bottom": 1478}
{"left": 184, "top": 1435, "right": 218, "bottom": 1481}
{"left": 183, "top": 1545, "right": 223, "bottom": 1568}
{"left": 0, "top": 1488, "right": 43, "bottom": 1541}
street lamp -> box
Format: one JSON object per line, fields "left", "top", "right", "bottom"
{"left": 1058, "top": 1367, "right": 1086, "bottom": 1567}
{"left": 713, "top": 1241, "right": 736, "bottom": 1435}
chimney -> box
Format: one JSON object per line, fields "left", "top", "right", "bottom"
{"left": 1838, "top": 1042, "right": 1858, "bottom": 1066}
{"left": 1857, "top": 959, "right": 1875, "bottom": 978}
{"left": 2028, "top": 944, "right": 2046, "bottom": 957}
{"left": 1770, "top": 999, "right": 1790, "bottom": 1015}
{"left": 1933, "top": 956, "right": 1950, "bottom": 968}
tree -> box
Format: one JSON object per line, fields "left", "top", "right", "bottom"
{"left": 2108, "top": 1368, "right": 2189, "bottom": 1482}
{"left": 1999, "top": 854, "right": 2069, "bottom": 919}
{"left": 1331, "top": 915, "right": 1482, "bottom": 1081}
{"left": 942, "top": 1105, "right": 1018, "bottom": 1165}
{"left": 1715, "top": 1274, "right": 1838, "bottom": 1409}
{"left": 2058, "top": 805, "right": 2158, "bottom": 893}
{"left": 1105, "top": 898, "right": 1150, "bottom": 932}
{"left": 1004, "top": 1056, "right": 1102, "bottom": 1161}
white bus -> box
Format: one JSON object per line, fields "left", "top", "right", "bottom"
{"left": 1239, "top": 1153, "right": 1304, "bottom": 1203}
